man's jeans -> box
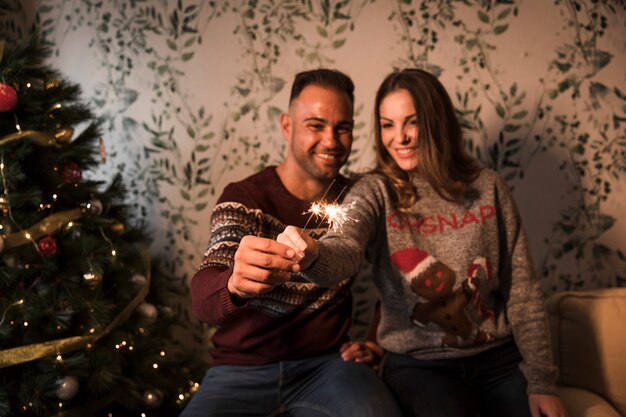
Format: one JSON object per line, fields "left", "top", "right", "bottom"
{"left": 180, "top": 352, "right": 402, "bottom": 417}
{"left": 382, "top": 341, "right": 532, "bottom": 417}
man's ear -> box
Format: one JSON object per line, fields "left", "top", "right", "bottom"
{"left": 280, "top": 113, "right": 292, "bottom": 143}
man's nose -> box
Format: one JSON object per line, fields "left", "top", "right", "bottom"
{"left": 321, "top": 127, "right": 340, "bottom": 146}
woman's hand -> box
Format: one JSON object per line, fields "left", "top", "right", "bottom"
{"left": 340, "top": 341, "right": 385, "bottom": 372}
{"left": 277, "top": 225, "right": 320, "bottom": 270}
{"left": 529, "top": 394, "right": 570, "bottom": 417}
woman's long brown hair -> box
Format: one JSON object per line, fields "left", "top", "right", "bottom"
{"left": 374, "top": 69, "right": 481, "bottom": 213}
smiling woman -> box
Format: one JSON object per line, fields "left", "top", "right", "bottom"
{"left": 379, "top": 89, "right": 420, "bottom": 172}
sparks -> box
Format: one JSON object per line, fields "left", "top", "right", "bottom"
{"left": 304, "top": 200, "right": 357, "bottom": 232}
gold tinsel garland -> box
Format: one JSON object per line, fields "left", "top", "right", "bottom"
{"left": 0, "top": 248, "right": 151, "bottom": 369}
{"left": 0, "top": 130, "right": 56, "bottom": 147}
{"left": 2, "top": 208, "right": 83, "bottom": 249}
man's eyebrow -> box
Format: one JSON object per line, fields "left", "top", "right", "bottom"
{"left": 304, "top": 117, "right": 353, "bottom": 127}
{"left": 304, "top": 117, "right": 328, "bottom": 123}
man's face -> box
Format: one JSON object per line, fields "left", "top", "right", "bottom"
{"left": 281, "top": 85, "right": 354, "bottom": 180}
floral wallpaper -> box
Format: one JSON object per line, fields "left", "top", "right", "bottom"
{"left": 2, "top": 0, "right": 625, "bottom": 337}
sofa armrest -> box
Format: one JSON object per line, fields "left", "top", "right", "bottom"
{"left": 547, "top": 288, "right": 626, "bottom": 416}
{"left": 558, "top": 386, "right": 622, "bottom": 417}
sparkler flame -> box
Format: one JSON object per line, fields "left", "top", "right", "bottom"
{"left": 304, "top": 200, "right": 357, "bottom": 232}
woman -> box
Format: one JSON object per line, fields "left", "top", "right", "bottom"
{"left": 278, "top": 69, "right": 568, "bottom": 417}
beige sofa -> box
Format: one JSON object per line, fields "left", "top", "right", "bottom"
{"left": 547, "top": 288, "right": 626, "bottom": 417}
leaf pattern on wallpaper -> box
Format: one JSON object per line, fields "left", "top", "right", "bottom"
{"left": 538, "top": 0, "right": 626, "bottom": 290}
{"left": 218, "top": 0, "right": 373, "bottom": 181}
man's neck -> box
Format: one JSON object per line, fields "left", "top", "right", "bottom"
{"left": 275, "top": 163, "right": 336, "bottom": 203}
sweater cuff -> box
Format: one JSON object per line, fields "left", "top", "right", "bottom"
{"left": 521, "top": 363, "right": 559, "bottom": 395}
{"left": 217, "top": 269, "right": 249, "bottom": 317}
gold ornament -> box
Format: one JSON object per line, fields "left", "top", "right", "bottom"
{"left": 46, "top": 103, "right": 63, "bottom": 117}
{"left": 110, "top": 222, "right": 125, "bottom": 234}
{"left": 54, "top": 127, "right": 74, "bottom": 144}
{"left": 99, "top": 137, "right": 106, "bottom": 162}
{"left": 0, "top": 195, "right": 8, "bottom": 215}
{"left": 44, "top": 79, "right": 60, "bottom": 90}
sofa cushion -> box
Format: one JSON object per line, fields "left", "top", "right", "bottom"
{"left": 547, "top": 288, "right": 626, "bottom": 416}
{"left": 558, "top": 386, "right": 622, "bottom": 417}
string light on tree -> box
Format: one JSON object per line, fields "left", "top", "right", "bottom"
{"left": 143, "top": 389, "right": 163, "bottom": 408}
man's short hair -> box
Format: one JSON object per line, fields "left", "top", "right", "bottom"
{"left": 289, "top": 69, "right": 354, "bottom": 105}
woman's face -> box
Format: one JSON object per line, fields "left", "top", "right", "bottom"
{"left": 379, "top": 89, "right": 419, "bottom": 172}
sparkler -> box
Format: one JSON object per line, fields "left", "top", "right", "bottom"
{"left": 300, "top": 179, "right": 357, "bottom": 234}
{"left": 304, "top": 200, "right": 357, "bottom": 233}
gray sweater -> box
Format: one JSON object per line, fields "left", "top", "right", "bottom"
{"left": 299, "top": 169, "right": 557, "bottom": 395}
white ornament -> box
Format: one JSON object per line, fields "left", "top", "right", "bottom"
{"left": 136, "top": 302, "right": 158, "bottom": 321}
{"left": 56, "top": 376, "right": 79, "bottom": 400}
{"left": 131, "top": 273, "right": 147, "bottom": 286}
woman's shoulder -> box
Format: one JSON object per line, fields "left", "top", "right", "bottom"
{"left": 474, "top": 168, "right": 507, "bottom": 188}
{"left": 344, "top": 172, "right": 392, "bottom": 198}
{"left": 353, "top": 172, "right": 390, "bottom": 190}
{"left": 472, "top": 168, "right": 517, "bottom": 205}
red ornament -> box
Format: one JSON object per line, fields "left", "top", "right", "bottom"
{"left": 62, "top": 162, "right": 82, "bottom": 184}
{"left": 0, "top": 83, "right": 18, "bottom": 112}
{"left": 38, "top": 235, "right": 58, "bottom": 257}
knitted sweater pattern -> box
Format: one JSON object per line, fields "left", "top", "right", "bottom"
{"left": 301, "top": 169, "right": 557, "bottom": 394}
{"left": 198, "top": 168, "right": 352, "bottom": 317}
{"left": 191, "top": 167, "right": 354, "bottom": 365}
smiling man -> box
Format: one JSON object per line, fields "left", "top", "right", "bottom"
{"left": 182, "top": 69, "right": 401, "bottom": 417}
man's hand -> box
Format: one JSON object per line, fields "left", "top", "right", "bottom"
{"left": 276, "top": 225, "right": 319, "bottom": 270}
{"left": 529, "top": 394, "right": 570, "bottom": 417}
{"left": 340, "top": 341, "right": 385, "bottom": 371}
{"left": 228, "top": 235, "right": 300, "bottom": 299}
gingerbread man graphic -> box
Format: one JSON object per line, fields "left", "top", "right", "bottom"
{"left": 390, "top": 247, "right": 494, "bottom": 346}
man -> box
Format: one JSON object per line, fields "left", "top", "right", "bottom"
{"left": 182, "top": 69, "right": 401, "bottom": 417}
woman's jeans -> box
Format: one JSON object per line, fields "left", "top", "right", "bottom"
{"left": 180, "top": 352, "right": 402, "bottom": 417}
{"left": 382, "top": 341, "right": 532, "bottom": 417}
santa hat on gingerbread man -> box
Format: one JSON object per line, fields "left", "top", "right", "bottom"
{"left": 390, "top": 247, "right": 439, "bottom": 283}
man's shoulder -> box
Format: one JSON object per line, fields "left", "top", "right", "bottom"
{"left": 218, "top": 166, "right": 280, "bottom": 207}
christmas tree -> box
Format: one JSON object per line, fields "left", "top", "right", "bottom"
{"left": 0, "top": 35, "right": 203, "bottom": 416}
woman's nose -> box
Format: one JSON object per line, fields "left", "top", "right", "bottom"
{"left": 399, "top": 128, "right": 410, "bottom": 144}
